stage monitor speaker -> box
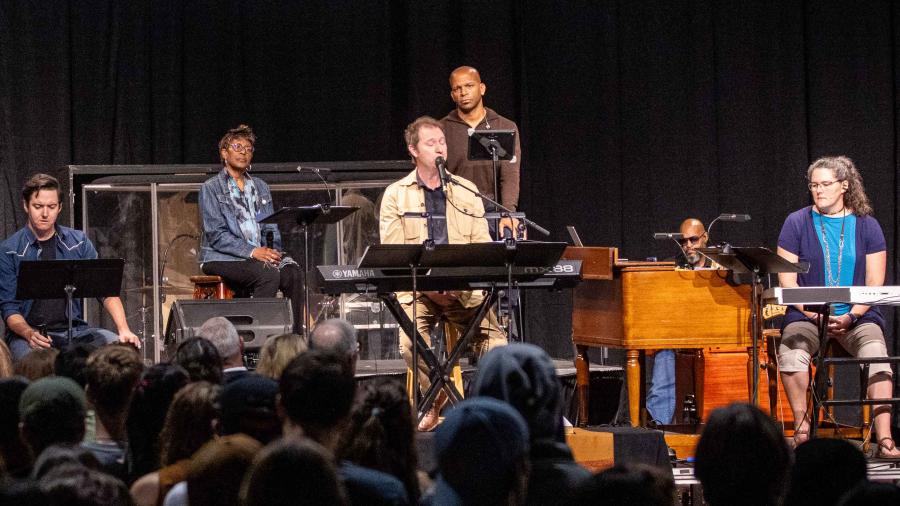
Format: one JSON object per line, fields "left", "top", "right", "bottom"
{"left": 164, "top": 298, "right": 292, "bottom": 353}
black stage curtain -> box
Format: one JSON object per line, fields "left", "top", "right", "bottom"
{"left": 2, "top": 2, "right": 899, "bottom": 355}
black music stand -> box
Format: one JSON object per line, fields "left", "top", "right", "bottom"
{"left": 261, "top": 205, "right": 358, "bottom": 338}
{"left": 16, "top": 259, "right": 125, "bottom": 346}
{"left": 467, "top": 129, "right": 516, "bottom": 239}
{"left": 357, "top": 241, "right": 566, "bottom": 422}
{"left": 699, "top": 246, "right": 807, "bottom": 406}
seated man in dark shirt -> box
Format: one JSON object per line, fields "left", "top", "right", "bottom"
{"left": 0, "top": 174, "right": 140, "bottom": 361}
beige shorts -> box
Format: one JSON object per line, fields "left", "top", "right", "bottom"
{"left": 777, "top": 321, "right": 892, "bottom": 378}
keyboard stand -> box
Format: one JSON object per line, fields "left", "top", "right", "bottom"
{"left": 357, "top": 242, "right": 567, "bottom": 423}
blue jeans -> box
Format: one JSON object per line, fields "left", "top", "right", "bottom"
{"left": 7, "top": 325, "right": 119, "bottom": 362}
{"left": 646, "top": 349, "right": 676, "bottom": 424}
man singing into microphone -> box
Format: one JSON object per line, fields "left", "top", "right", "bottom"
{"left": 441, "top": 66, "right": 522, "bottom": 238}
{"left": 380, "top": 116, "right": 507, "bottom": 431}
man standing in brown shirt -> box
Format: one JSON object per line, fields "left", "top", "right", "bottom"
{"left": 441, "top": 66, "right": 522, "bottom": 237}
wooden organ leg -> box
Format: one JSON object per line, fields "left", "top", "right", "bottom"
{"left": 575, "top": 344, "right": 590, "bottom": 427}
{"left": 626, "top": 348, "right": 641, "bottom": 427}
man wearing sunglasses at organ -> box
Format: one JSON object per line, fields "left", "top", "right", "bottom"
{"left": 198, "top": 125, "right": 303, "bottom": 334}
{"left": 646, "top": 218, "right": 719, "bottom": 426}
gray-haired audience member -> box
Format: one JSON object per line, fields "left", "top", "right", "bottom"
{"left": 695, "top": 403, "right": 791, "bottom": 506}
{"left": 197, "top": 317, "right": 248, "bottom": 384}
{"left": 278, "top": 350, "right": 408, "bottom": 505}
{"left": 427, "top": 397, "right": 530, "bottom": 506}
{"left": 309, "top": 318, "right": 359, "bottom": 372}
{"left": 472, "top": 343, "right": 590, "bottom": 505}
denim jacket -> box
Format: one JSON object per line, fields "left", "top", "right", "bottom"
{"left": 0, "top": 225, "right": 95, "bottom": 329}
{"left": 199, "top": 169, "right": 281, "bottom": 263}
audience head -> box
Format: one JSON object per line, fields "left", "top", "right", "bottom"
{"left": 159, "top": 381, "right": 221, "bottom": 466}
{"left": 197, "top": 317, "right": 242, "bottom": 367}
{"left": 256, "top": 333, "right": 307, "bottom": 380}
{"left": 0, "top": 479, "right": 47, "bottom": 506}
{"left": 14, "top": 347, "right": 59, "bottom": 381}
{"left": 84, "top": 344, "right": 144, "bottom": 420}
{"left": 187, "top": 434, "right": 262, "bottom": 506}
{"left": 18, "top": 377, "right": 86, "bottom": 458}
{"left": 433, "top": 397, "right": 530, "bottom": 506}
{"left": 0, "top": 377, "right": 31, "bottom": 478}
{"left": 572, "top": 463, "right": 675, "bottom": 505}
{"left": 125, "top": 363, "right": 190, "bottom": 477}
{"left": 173, "top": 337, "right": 223, "bottom": 384}
{"left": 472, "top": 343, "right": 565, "bottom": 442}
{"left": 837, "top": 481, "right": 900, "bottom": 505}
{"left": 30, "top": 443, "right": 100, "bottom": 480}
{"left": 53, "top": 344, "right": 98, "bottom": 388}
{"left": 221, "top": 375, "right": 281, "bottom": 444}
{"left": 786, "top": 438, "right": 867, "bottom": 506}
{"left": 278, "top": 349, "right": 356, "bottom": 447}
{"left": 0, "top": 340, "right": 14, "bottom": 379}
{"left": 40, "top": 463, "right": 134, "bottom": 506}
{"left": 309, "top": 319, "right": 359, "bottom": 372}
{"left": 695, "top": 403, "right": 790, "bottom": 506}
{"left": 240, "top": 437, "right": 347, "bottom": 506}
{"left": 336, "top": 377, "right": 419, "bottom": 503}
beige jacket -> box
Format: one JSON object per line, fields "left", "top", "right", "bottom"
{"left": 379, "top": 168, "right": 491, "bottom": 307}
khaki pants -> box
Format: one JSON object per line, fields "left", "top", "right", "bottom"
{"left": 778, "top": 321, "right": 892, "bottom": 378}
{"left": 400, "top": 295, "right": 506, "bottom": 390}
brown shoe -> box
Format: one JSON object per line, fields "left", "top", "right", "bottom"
{"left": 417, "top": 391, "right": 448, "bottom": 432}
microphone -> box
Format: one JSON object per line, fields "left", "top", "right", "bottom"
{"left": 653, "top": 232, "right": 684, "bottom": 240}
{"left": 435, "top": 156, "right": 450, "bottom": 187}
{"left": 717, "top": 213, "right": 751, "bottom": 222}
{"left": 707, "top": 212, "right": 751, "bottom": 245}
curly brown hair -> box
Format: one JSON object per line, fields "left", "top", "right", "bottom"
{"left": 807, "top": 156, "right": 873, "bottom": 216}
{"left": 159, "top": 381, "right": 221, "bottom": 466}
{"left": 218, "top": 124, "right": 256, "bottom": 162}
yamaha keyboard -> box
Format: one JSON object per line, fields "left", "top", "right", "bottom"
{"left": 317, "top": 260, "right": 582, "bottom": 294}
{"left": 764, "top": 286, "right": 900, "bottom": 306}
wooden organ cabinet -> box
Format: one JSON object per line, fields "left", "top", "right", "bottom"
{"left": 564, "top": 246, "right": 792, "bottom": 427}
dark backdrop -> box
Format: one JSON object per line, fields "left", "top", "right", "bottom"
{"left": 2, "top": 2, "right": 899, "bottom": 357}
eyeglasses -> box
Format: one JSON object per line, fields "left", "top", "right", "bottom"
{"left": 807, "top": 180, "right": 842, "bottom": 191}
{"left": 678, "top": 235, "right": 705, "bottom": 245}
{"left": 229, "top": 143, "right": 255, "bottom": 153}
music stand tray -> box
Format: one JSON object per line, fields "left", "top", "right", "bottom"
{"left": 467, "top": 129, "right": 517, "bottom": 161}
{"left": 258, "top": 205, "right": 358, "bottom": 227}
{"left": 16, "top": 259, "right": 125, "bottom": 300}
{"left": 16, "top": 259, "right": 125, "bottom": 345}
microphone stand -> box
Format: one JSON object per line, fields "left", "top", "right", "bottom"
{"left": 443, "top": 173, "right": 549, "bottom": 337}
{"left": 444, "top": 173, "right": 550, "bottom": 238}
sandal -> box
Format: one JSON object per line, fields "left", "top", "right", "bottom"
{"left": 792, "top": 428, "right": 809, "bottom": 449}
{"left": 876, "top": 438, "right": 900, "bottom": 460}
{"left": 791, "top": 414, "right": 810, "bottom": 449}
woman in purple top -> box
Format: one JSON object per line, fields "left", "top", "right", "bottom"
{"left": 776, "top": 156, "right": 899, "bottom": 457}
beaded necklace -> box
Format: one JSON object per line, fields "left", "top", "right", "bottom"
{"left": 818, "top": 207, "right": 846, "bottom": 286}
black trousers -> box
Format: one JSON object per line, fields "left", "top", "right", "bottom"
{"left": 202, "top": 259, "right": 304, "bottom": 334}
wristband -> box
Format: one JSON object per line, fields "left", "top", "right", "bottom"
{"left": 846, "top": 313, "right": 859, "bottom": 326}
